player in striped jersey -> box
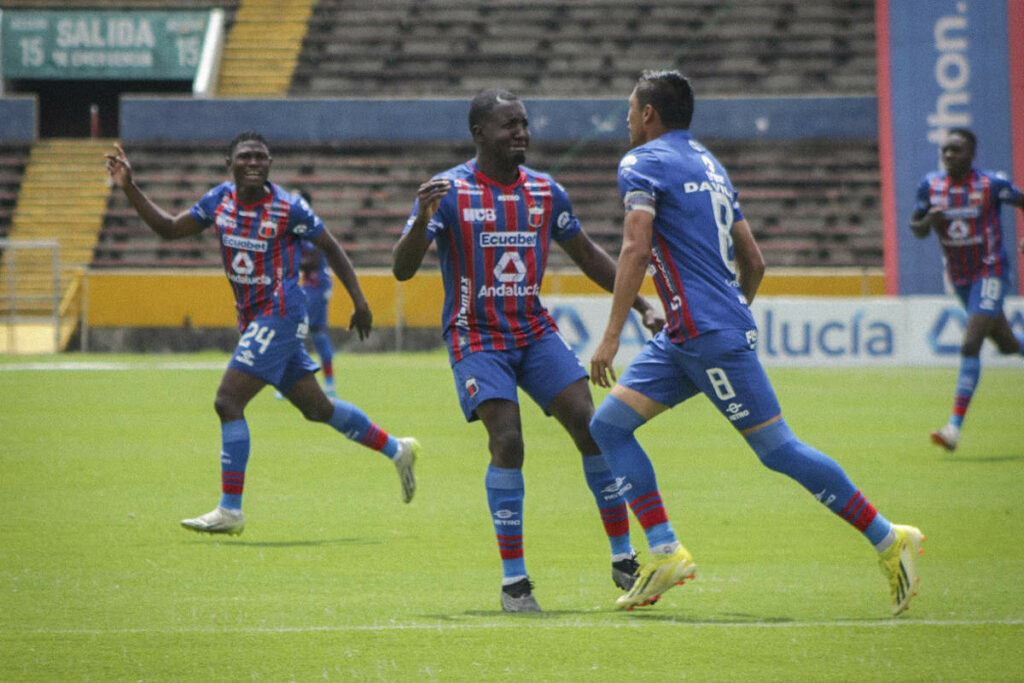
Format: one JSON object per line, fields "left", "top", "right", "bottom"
{"left": 910, "top": 128, "right": 1024, "bottom": 452}
{"left": 393, "top": 89, "right": 662, "bottom": 611}
{"left": 588, "top": 70, "right": 922, "bottom": 615}
{"left": 105, "top": 133, "right": 419, "bottom": 536}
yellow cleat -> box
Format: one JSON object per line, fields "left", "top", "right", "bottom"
{"left": 615, "top": 544, "right": 696, "bottom": 610}
{"left": 879, "top": 524, "right": 924, "bottom": 616}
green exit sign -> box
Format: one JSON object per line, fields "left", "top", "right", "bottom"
{"left": 1, "top": 10, "right": 208, "bottom": 80}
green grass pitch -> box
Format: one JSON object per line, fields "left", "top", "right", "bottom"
{"left": 2, "top": 350, "right": 1023, "bottom": 681}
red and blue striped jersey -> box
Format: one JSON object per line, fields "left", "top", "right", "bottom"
{"left": 403, "top": 161, "right": 582, "bottom": 362}
{"left": 914, "top": 168, "right": 1022, "bottom": 286}
{"left": 190, "top": 182, "right": 324, "bottom": 330}
{"left": 618, "top": 130, "right": 754, "bottom": 343}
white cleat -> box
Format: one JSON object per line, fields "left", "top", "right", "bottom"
{"left": 180, "top": 506, "right": 245, "bottom": 536}
{"left": 394, "top": 437, "right": 419, "bottom": 503}
{"left": 929, "top": 424, "right": 959, "bottom": 452}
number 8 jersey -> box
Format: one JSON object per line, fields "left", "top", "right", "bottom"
{"left": 618, "top": 129, "right": 755, "bottom": 343}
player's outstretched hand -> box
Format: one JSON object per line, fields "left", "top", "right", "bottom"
{"left": 641, "top": 308, "right": 665, "bottom": 336}
{"left": 349, "top": 303, "right": 372, "bottom": 340}
{"left": 590, "top": 337, "right": 619, "bottom": 389}
{"left": 104, "top": 143, "right": 133, "bottom": 189}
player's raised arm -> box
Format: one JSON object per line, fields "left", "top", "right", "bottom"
{"left": 104, "top": 143, "right": 204, "bottom": 240}
{"left": 312, "top": 229, "right": 372, "bottom": 340}
{"left": 392, "top": 177, "right": 449, "bottom": 281}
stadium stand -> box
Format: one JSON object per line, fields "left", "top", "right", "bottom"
{"left": 95, "top": 137, "right": 881, "bottom": 271}
{"left": 293, "top": 0, "right": 876, "bottom": 97}
{"left": 0, "top": 145, "right": 30, "bottom": 246}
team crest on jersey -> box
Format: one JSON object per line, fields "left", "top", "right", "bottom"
{"left": 527, "top": 205, "right": 545, "bottom": 228}
{"left": 258, "top": 219, "right": 278, "bottom": 239}
{"left": 465, "top": 377, "right": 479, "bottom": 397}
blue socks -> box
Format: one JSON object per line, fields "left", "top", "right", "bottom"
{"left": 328, "top": 399, "right": 399, "bottom": 458}
{"left": 590, "top": 396, "right": 677, "bottom": 549}
{"left": 582, "top": 454, "right": 633, "bottom": 558}
{"left": 486, "top": 465, "right": 527, "bottom": 581}
{"left": 950, "top": 355, "right": 981, "bottom": 428}
{"left": 746, "top": 419, "right": 891, "bottom": 546}
{"left": 218, "top": 419, "right": 250, "bottom": 510}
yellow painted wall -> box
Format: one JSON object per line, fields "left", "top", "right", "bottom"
{"left": 84, "top": 267, "right": 885, "bottom": 328}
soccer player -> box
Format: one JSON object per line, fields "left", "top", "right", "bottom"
{"left": 104, "top": 133, "right": 419, "bottom": 535}
{"left": 588, "top": 70, "right": 923, "bottom": 615}
{"left": 909, "top": 128, "right": 1024, "bottom": 453}
{"left": 277, "top": 189, "right": 337, "bottom": 399}
{"left": 392, "top": 89, "right": 662, "bottom": 612}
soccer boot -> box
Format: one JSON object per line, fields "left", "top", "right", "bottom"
{"left": 929, "top": 424, "right": 959, "bottom": 452}
{"left": 394, "top": 437, "right": 419, "bottom": 503}
{"left": 501, "top": 577, "right": 542, "bottom": 613}
{"left": 616, "top": 544, "right": 696, "bottom": 610}
{"left": 611, "top": 553, "right": 641, "bottom": 591}
{"left": 879, "top": 524, "right": 925, "bottom": 616}
{"left": 180, "top": 506, "right": 245, "bottom": 536}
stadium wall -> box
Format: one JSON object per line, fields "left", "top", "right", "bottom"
{"left": 0, "top": 95, "right": 37, "bottom": 141}
{"left": 118, "top": 96, "right": 878, "bottom": 143}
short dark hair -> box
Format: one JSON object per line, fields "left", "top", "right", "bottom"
{"left": 634, "top": 70, "right": 694, "bottom": 130}
{"left": 468, "top": 89, "right": 520, "bottom": 132}
{"left": 228, "top": 131, "right": 269, "bottom": 158}
{"left": 947, "top": 127, "right": 977, "bottom": 153}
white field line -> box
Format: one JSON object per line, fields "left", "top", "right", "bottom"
{"left": 10, "top": 617, "right": 1024, "bottom": 637}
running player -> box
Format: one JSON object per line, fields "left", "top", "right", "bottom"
{"left": 588, "top": 70, "right": 923, "bottom": 615}
{"left": 392, "top": 89, "right": 662, "bottom": 612}
{"left": 104, "top": 133, "right": 418, "bottom": 535}
{"left": 910, "top": 128, "right": 1024, "bottom": 452}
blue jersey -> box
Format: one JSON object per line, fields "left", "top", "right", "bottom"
{"left": 190, "top": 181, "right": 324, "bottom": 330}
{"left": 913, "top": 168, "right": 1022, "bottom": 286}
{"left": 300, "top": 241, "right": 332, "bottom": 294}
{"left": 618, "top": 129, "right": 753, "bottom": 343}
{"left": 403, "top": 161, "right": 582, "bottom": 363}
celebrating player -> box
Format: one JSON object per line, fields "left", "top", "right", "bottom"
{"left": 588, "top": 70, "right": 923, "bottom": 615}
{"left": 909, "top": 128, "right": 1024, "bottom": 453}
{"left": 392, "top": 89, "right": 662, "bottom": 612}
{"left": 105, "top": 132, "right": 419, "bottom": 536}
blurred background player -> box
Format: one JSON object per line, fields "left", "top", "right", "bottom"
{"left": 588, "top": 70, "right": 923, "bottom": 615}
{"left": 910, "top": 128, "right": 1024, "bottom": 453}
{"left": 392, "top": 89, "right": 662, "bottom": 612}
{"left": 105, "top": 132, "right": 418, "bottom": 535}
{"left": 276, "top": 189, "right": 337, "bottom": 399}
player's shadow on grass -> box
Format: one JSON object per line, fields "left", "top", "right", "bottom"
{"left": 941, "top": 453, "right": 1024, "bottom": 463}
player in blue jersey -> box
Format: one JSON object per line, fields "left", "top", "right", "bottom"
{"left": 275, "top": 189, "right": 337, "bottom": 400}
{"left": 588, "top": 70, "right": 923, "bottom": 615}
{"left": 392, "top": 89, "right": 662, "bottom": 612}
{"left": 909, "top": 128, "right": 1024, "bottom": 453}
{"left": 104, "top": 133, "right": 419, "bottom": 535}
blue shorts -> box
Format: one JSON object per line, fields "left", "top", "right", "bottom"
{"left": 228, "top": 313, "right": 319, "bottom": 394}
{"left": 303, "top": 284, "right": 332, "bottom": 331}
{"left": 618, "top": 328, "right": 782, "bottom": 432}
{"left": 954, "top": 275, "right": 1007, "bottom": 318}
{"left": 451, "top": 332, "right": 587, "bottom": 422}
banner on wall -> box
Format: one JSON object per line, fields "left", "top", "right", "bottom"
{"left": 876, "top": 0, "right": 1023, "bottom": 295}
{"left": 546, "top": 296, "right": 1024, "bottom": 368}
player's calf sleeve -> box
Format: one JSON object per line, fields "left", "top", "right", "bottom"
{"left": 328, "top": 399, "right": 398, "bottom": 457}
{"left": 219, "top": 419, "right": 250, "bottom": 510}
{"left": 590, "top": 396, "right": 675, "bottom": 546}
{"left": 582, "top": 454, "right": 633, "bottom": 556}
{"left": 950, "top": 355, "right": 981, "bottom": 427}
{"left": 486, "top": 465, "right": 527, "bottom": 580}
{"left": 746, "top": 419, "right": 891, "bottom": 545}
